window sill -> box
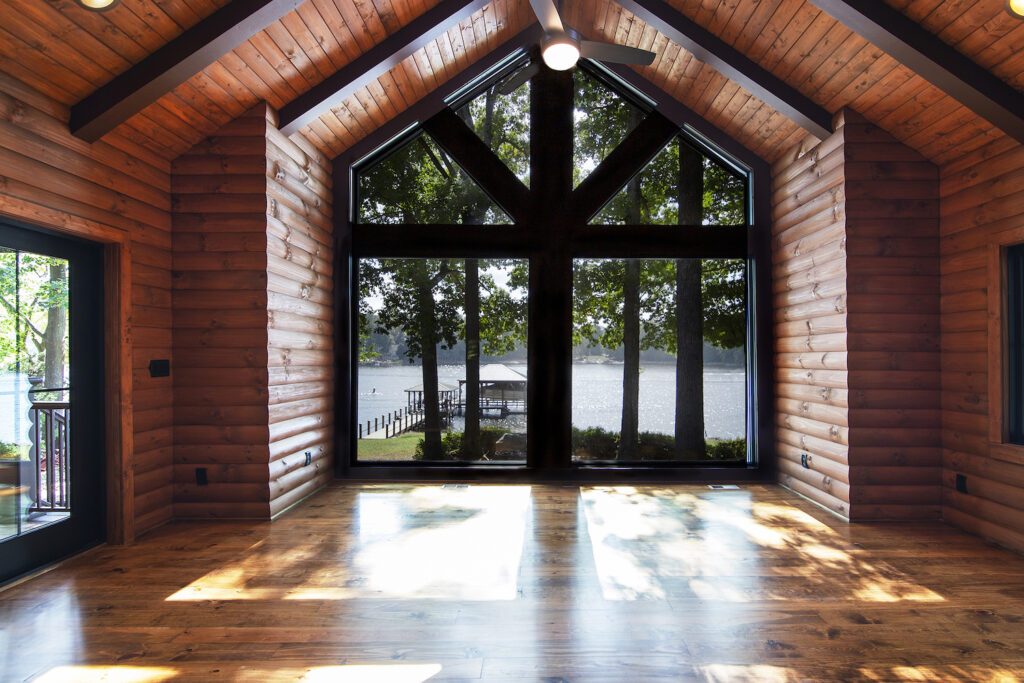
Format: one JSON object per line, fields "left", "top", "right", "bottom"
{"left": 988, "top": 442, "right": 1024, "bottom": 466}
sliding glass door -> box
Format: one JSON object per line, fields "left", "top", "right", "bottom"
{"left": 0, "top": 221, "right": 104, "bottom": 584}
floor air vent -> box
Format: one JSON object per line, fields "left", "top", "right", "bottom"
{"left": 707, "top": 484, "right": 740, "bottom": 490}
{"left": 442, "top": 484, "right": 470, "bottom": 489}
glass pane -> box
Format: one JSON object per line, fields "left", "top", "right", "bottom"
{"left": 0, "top": 248, "right": 70, "bottom": 541}
{"left": 357, "top": 133, "right": 512, "bottom": 225}
{"left": 573, "top": 67, "right": 643, "bottom": 188}
{"left": 357, "top": 258, "right": 529, "bottom": 463}
{"left": 571, "top": 257, "right": 746, "bottom": 463}
{"left": 455, "top": 68, "right": 531, "bottom": 187}
{"left": 590, "top": 138, "right": 748, "bottom": 225}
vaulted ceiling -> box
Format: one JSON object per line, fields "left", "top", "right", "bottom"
{"left": 2, "top": 0, "right": 1022, "bottom": 165}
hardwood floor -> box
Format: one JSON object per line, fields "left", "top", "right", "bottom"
{"left": 2, "top": 483, "right": 1024, "bottom": 681}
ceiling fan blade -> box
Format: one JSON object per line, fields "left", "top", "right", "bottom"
{"left": 580, "top": 41, "right": 656, "bottom": 66}
{"left": 528, "top": 0, "right": 563, "bottom": 34}
{"left": 497, "top": 63, "right": 541, "bottom": 96}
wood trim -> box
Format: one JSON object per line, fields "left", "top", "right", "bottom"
{"left": 0, "top": 195, "right": 134, "bottom": 545}
{"left": 278, "top": 0, "right": 492, "bottom": 136}
{"left": 805, "top": 0, "right": 1024, "bottom": 146}
{"left": 70, "top": 0, "right": 305, "bottom": 142}
{"left": 613, "top": 0, "right": 834, "bottom": 141}
{"left": 987, "top": 225, "right": 1024, "bottom": 453}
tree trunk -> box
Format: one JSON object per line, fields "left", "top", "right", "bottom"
{"left": 464, "top": 258, "right": 481, "bottom": 458}
{"left": 620, "top": 257, "right": 641, "bottom": 459}
{"left": 676, "top": 141, "right": 705, "bottom": 458}
{"left": 414, "top": 262, "right": 444, "bottom": 459}
{"left": 43, "top": 262, "right": 66, "bottom": 390}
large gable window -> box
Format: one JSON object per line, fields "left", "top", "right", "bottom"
{"left": 347, "top": 57, "right": 758, "bottom": 473}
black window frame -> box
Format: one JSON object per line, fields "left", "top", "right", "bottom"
{"left": 334, "top": 54, "right": 774, "bottom": 482}
{"left": 1006, "top": 243, "right": 1024, "bottom": 445}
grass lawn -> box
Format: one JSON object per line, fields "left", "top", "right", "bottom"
{"left": 356, "top": 432, "right": 423, "bottom": 461}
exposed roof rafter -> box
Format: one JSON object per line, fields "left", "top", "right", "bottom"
{"left": 70, "top": 0, "right": 304, "bottom": 142}
{"left": 278, "top": 0, "right": 493, "bottom": 136}
{"left": 805, "top": 0, "right": 1024, "bottom": 145}
{"left": 613, "top": 0, "right": 834, "bottom": 140}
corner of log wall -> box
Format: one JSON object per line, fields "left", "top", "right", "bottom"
{"left": 170, "top": 103, "right": 334, "bottom": 520}
{"left": 772, "top": 108, "right": 941, "bottom": 521}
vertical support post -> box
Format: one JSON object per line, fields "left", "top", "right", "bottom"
{"left": 528, "top": 64, "right": 575, "bottom": 471}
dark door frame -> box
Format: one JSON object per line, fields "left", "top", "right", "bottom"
{"left": 0, "top": 219, "right": 106, "bottom": 584}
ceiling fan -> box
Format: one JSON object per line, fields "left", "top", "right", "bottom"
{"left": 498, "top": 0, "right": 656, "bottom": 93}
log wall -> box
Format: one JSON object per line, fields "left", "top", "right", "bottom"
{"left": 265, "top": 121, "right": 334, "bottom": 517}
{"left": 772, "top": 110, "right": 941, "bottom": 521}
{"left": 171, "top": 106, "right": 272, "bottom": 519}
{"left": 0, "top": 71, "right": 173, "bottom": 537}
{"left": 940, "top": 136, "right": 1024, "bottom": 553}
{"left": 171, "top": 104, "right": 334, "bottom": 520}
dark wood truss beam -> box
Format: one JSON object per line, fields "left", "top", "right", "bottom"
{"left": 569, "top": 111, "right": 680, "bottom": 223}
{"left": 615, "top": 0, "right": 834, "bottom": 140}
{"left": 421, "top": 108, "right": 533, "bottom": 224}
{"left": 279, "top": 0, "right": 491, "bottom": 136}
{"left": 70, "top": 0, "right": 303, "bottom": 142}
{"left": 805, "top": 0, "right": 1024, "bottom": 144}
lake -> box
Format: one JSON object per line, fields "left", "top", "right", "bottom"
{"left": 358, "top": 363, "right": 745, "bottom": 439}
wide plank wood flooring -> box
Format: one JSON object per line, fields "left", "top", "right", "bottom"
{"left": 3, "top": 483, "right": 1024, "bottom": 681}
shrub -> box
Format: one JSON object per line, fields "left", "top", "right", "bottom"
{"left": 705, "top": 438, "right": 746, "bottom": 460}
{"left": 413, "top": 426, "right": 511, "bottom": 460}
{"left": 571, "top": 427, "right": 618, "bottom": 460}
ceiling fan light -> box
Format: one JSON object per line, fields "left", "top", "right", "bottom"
{"left": 542, "top": 41, "right": 580, "bottom": 71}
{"left": 1008, "top": 0, "right": 1024, "bottom": 19}
{"left": 75, "top": 0, "right": 119, "bottom": 10}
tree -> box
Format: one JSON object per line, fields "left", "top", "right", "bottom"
{"left": 0, "top": 251, "right": 68, "bottom": 389}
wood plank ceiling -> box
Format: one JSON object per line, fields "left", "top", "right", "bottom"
{"left": 0, "top": 0, "right": 1021, "bottom": 164}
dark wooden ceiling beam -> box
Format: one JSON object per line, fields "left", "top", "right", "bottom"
{"left": 279, "top": 0, "right": 492, "bottom": 136}
{"left": 422, "top": 108, "right": 533, "bottom": 224}
{"left": 614, "top": 0, "right": 834, "bottom": 140}
{"left": 804, "top": 0, "right": 1024, "bottom": 145}
{"left": 570, "top": 111, "right": 680, "bottom": 223}
{"left": 70, "top": 0, "right": 304, "bottom": 142}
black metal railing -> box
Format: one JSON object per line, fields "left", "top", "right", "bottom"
{"left": 29, "top": 401, "right": 69, "bottom": 513}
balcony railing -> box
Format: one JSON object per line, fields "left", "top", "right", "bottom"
{"left": 29, "top": 400, "right": 69, "bottom": 513}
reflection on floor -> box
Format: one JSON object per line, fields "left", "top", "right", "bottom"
{"left": 3, "top": 484, "right": 1024, "bottom": 681}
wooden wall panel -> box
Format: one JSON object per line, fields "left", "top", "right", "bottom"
{"left": 841, "top": 110, "right": 941, "bottom": 520}
{"left": 265, "top": 120, "right": 334, "bottom": 518}
{"left": 940, "top": 135, "right": 1024, "bottom": 553}
{"left": 771, "top": 122, "right": 851, "bottom": 518}
{"left": 171, "top": 103, "right": 334, "bottom": 520}
{"left": 171, "top": 105, "right": 271, "bottom": 520}
{"left": 0, "top": 70, "right": 172, "bottom": 538}
{"left": 772, "top": 108, "right": 941, "bottom": 520}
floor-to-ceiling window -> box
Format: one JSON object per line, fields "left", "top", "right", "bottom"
{"left": 345, "top": 56, "right": 759, "bottom": 475}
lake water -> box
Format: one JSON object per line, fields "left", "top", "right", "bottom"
{"left": 358, "top": 363, "right": 745, "bottom": 439}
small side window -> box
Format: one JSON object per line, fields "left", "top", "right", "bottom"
{"left": 1006, "top": 244, "right": 1024, "bottom": 445}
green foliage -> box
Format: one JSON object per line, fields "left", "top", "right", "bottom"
{"left": 0, "top": 442, "right": 27, "bottom": 461}
{"left": 571, "top": 427, "right": 746, "bottom": 461}
{"left": 573, "top": 258, "right": 746, "bottom": 352}
{"left": 413, "top": 427, "right": 508, "bottom": 460}
{"left": 459, "top": 78, "right": 531, "bottom": 185}
{"left": 573, "top": 68, "right": 642, "bottom": 187}
{"left": 0, "top": 249, "right": 69, "bottom": 375}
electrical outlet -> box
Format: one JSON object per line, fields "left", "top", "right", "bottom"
{"left": 305, "top": 451, "right": 312, "bottom": 466}
{"left": 195, "top": 467, "right": 208, "bottom": 486}
{"left": 801, "top": 453, "right": 809, "bottom": 468}
{"left": 955, "top": 473, "right": 968, "bottom": 494}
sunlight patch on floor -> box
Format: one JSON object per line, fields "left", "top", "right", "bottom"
{"left": 33, "top": 666, "right": 178, "bottom": 683}
{"left": 166, "top": 485, "right": 530, "bottom": 601}
{"left": 581, "top": 486, "right": 945, "bottom": 603}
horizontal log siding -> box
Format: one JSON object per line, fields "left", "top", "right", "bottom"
{"left": 171, "top": 106, "right": 271, "bottom": 519}
{"left": 771, "top": 123, "right": 851, "bottom": 519}
{"left": 772, "top": 110, "right": 941, "bottom": 521}
{"left": 842, "top": 111, "right": 941, "bottom": 521}
{"left": 0, "top": 71, "right": 172, "bottom": 537}
{"left": 265, "top": 120, "right": 333, "bottom": 517}
{"left": 941, "top": 136, "right": 1024, "bottom": 553}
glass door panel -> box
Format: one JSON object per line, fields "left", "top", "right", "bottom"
{"left": 0, "top": 222, "right": 103, "bottom": 584}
